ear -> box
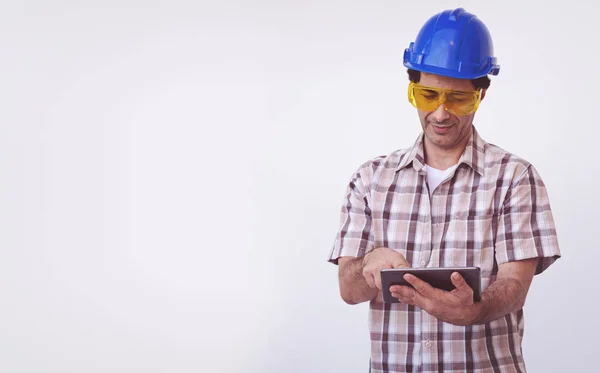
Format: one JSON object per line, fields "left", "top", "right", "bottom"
{"left": 481, "top": 89, "right": 487, "bottom": 101}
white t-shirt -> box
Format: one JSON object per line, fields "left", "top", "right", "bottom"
{"left": 424, "top": 163, "right": 458, "bottom": 194}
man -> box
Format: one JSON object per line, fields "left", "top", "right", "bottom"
{"left": 327, "top": 8, "right": 561, "bottom": 373}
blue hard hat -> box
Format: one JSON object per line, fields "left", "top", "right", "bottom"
{"left": 403, "top": 8, "right": 500, "bottom": 79}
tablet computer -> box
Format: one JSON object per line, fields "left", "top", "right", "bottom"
{"left": 380, "top": 267, "right": 482, "bottom": 304}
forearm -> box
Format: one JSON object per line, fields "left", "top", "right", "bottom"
{"left": 471, "top": 277, "right": 528, "bottom": 324}
{"left": 339, "top": 257, "right": 378, "bottom": 305}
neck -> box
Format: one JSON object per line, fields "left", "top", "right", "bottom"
{"left": 423, "top": 130, "right": 472, "bottom": 170}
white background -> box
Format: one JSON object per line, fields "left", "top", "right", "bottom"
{"left": 1, "top": 1, "right": 596, "bottom": 372}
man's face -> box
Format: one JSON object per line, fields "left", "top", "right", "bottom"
{"left": 416, "top": 72, "right": 483, "bottom": 153}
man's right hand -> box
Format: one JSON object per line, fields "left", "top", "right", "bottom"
{"left": 362, "top": 247, "right": 410, "bottom": 291}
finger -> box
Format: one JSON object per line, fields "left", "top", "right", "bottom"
{"left": 390, "top": 285, "right": 414, "bottom": 297}
{"left": 391, "top": 293, "right": 412, "bottom": 304}
{"left": 450, "top": 272, "right": 473, "bottom": 297}
{"left": 390, "top": 286, "right": 414, "bottom": 304}
{"left": 391, "top": 286, "right": 428, "bottom": 309}
{"left": 392, "top": 254, "right": 410, "bottom": 269}
{"left": 374, "top": 269, "right": 383, "bottom": 290}
{"left": 403, "top": 273, "right": 434, "bottom": 298}
{"left": 362, "top": 268, "right": 376, "bottom": 289}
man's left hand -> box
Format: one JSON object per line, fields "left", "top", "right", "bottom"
{"left": 390, "top": 272, "right": 481, "bottom": 326}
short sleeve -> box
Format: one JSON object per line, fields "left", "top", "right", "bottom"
{"left": 327, "top": 163, "right": 376, "bottom": 265}
{"left": 494, "top": 165, "right": 561, "bottom": 274}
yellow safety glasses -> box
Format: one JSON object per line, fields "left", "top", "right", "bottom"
{"left": 408, "top": 82, "right": 482, "bottom": 116}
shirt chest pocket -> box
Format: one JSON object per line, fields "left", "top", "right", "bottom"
{"left": 433, "top": 211, "right": 498, "bottom": 270}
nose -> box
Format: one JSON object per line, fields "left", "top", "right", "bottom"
{"left": 431, "top": 103, "right": 451, "bottom": 122}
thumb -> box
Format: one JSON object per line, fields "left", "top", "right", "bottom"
{"left": 392, "top": 256, "right": 410, "bottom": 269}
{"left": 451, "top": 272, "right": 472, "bottom": 296}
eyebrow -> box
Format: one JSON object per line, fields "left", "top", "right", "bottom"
{"left": 448, "top": 91, "right": 470, "bottom": 97}
{"left": 420, "top": 85, "right": 474, "bottom": 93}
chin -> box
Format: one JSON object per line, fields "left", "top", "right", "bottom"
{"left": 426, "top": 132, "right": 458, "bottom": 146}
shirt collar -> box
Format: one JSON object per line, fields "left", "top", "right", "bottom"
{"left": 395, "top": 126, "right": 487, "bottom": 176}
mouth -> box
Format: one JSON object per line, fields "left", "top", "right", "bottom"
{"left": 431, "top": 123, "right": 454, "bottom": 134}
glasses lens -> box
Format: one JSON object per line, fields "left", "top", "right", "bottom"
{"left": 408, "top": 84, "right": 480, "bottom": 116}
{"left": 412, "top": 85, "right": 442, "bottom": 112}
{"left": 444, "top": 91, "right": 480, "bottom": 116}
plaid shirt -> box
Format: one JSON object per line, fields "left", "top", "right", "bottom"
{"left": 328, "top": 127, "right": 561, "bottom": 373}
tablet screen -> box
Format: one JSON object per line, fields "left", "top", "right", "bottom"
{"left": 380, "top": 267, "right": 481, "bottom": 303}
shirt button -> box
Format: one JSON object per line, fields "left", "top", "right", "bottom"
{"left": 420, "top": 260, "right": 426, "bottom": 266}
{"left": 425, "top": 340, "right": 432, "bottom": 348}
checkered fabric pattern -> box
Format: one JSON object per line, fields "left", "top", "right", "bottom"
{"left": 328, "top": 127, "right": 561, "bottom": 373}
